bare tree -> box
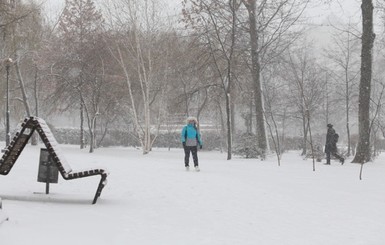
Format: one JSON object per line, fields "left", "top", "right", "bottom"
{"left": 324, "top": 22, "right": 360, "bottom": 157}
{"left": 262, "top": 68, "right": 285, "bottom": 165}
{"left": 285, "top": 44, "right": 325, "bottom": 166}
{"left": 56, "top": 0, "right": 105, "bottom": 151}
{"left": 105, "top": 0, "right": 172, "bottom": 154}
{"left": 241, "top": 0, "right": 309, "bottom": 159}
{"left": 182, "top": 0, "right": 241, "bottom": 160}
{"left": 5, "top": 1, "right": 45, "bottom": 145}
{"left": 352, "top": 0, "right": 375, "bottom": 163}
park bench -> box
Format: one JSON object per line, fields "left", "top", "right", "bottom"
{"left": 0, "top": 117, "right": 108, "bottom": 204}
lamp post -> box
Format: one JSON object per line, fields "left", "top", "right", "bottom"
{"left": 4, "top": 58, "right": 13, "bottom": 147}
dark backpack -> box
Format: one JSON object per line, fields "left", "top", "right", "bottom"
{"left": 333, "top": 133, "right": 339, "bottom": 143}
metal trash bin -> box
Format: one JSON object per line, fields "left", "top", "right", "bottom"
{"left": 37, "top": 148, "right": 58, "bottom": 194}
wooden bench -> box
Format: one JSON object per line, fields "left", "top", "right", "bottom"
{"left": 0, "top": 117, "right": 108, "bottom": 204}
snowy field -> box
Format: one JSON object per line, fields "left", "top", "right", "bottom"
{"left": 0, "top": 144, "right": 384, "bottom": 245}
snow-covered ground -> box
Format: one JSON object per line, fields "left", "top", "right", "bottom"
{"left": 0, "top": 144, "right": 384, "bottom": 245}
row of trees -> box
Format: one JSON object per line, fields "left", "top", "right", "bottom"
{"left": 0, "top": 0, "right": 382, "bottom": 164}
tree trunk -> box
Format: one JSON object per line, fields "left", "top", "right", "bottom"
{"left": 225, "top": 92, "right": 232, "bottom": 160}
{"left": 32, "top": 65, "right": 39, "bottom": 145}
{"left": 301, "top": 106, "right": 308, "bottom": 156}
{"left": 89, "top": 116, "right": 97, "bottom": 153}
{"left": 248, "top": 93, "right": 253, "bottom": 134}
{"left": 34, "top": 66, "right": 39, "bottom": 118}
{"left": 217, "top": 100, "right": 225, "bottom": 153}
{"left": 352, "top": 0, "right": 374, "bottom": 163}
{"left": 136, "top": 36, "right": 152, "bottom": 155}
{"left": 15, "top": 59, "right": 37, "bottom": 145}
{"left": 346, "top": 78, "right": 351, "bottom": 156}
{"left": 14, "top": 61, "right": 31, "bottom": 117}
{"left": 80, "top": 102, "right": 85, "bottom": 149}
{"left": 245, "top": 0, "right": 267, "bottom": 159}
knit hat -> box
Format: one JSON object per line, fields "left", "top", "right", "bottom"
{"left": 186, "top": 116, "right": 197, "bottom": 124}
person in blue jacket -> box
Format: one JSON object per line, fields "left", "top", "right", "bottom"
{"left": 181, "top": 117, "right": 203, "bottom": 171}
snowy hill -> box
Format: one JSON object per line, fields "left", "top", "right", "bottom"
{"left": 0, "top": 144, "right": 384, "bottom": 245}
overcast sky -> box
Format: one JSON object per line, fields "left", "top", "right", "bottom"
{"left": 42, "top": 0, "right": 183, "bottom": 22}
{"left": 308, "top": 0, "right": 361, "bottom": 22}
{"left": 42, "top": 0, "right": 363, "bottom": 24}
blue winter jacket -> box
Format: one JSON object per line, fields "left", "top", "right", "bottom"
{"left": 181, "top": 123, "right": 203, "bottom": 146}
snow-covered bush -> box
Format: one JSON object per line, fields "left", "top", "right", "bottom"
{"left": 233, "top": 133, "right": 260, "bottom": 158}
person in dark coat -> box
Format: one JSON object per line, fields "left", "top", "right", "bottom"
{"left": 325, "top": 123, "right": 344, "bottom": 165}
{"left": 181, "top": 117, "right": 203, "bottom": 171}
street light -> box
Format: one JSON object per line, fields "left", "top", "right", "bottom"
{"left": 4, "top": 58, "right": 13, "bottom": 147}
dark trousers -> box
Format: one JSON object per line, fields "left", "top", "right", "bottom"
{"left": 184, "top": 146, "right": 198, "bottom": 167}
{"left": 326, "top": 151, "right": 344, "bottom": 164}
